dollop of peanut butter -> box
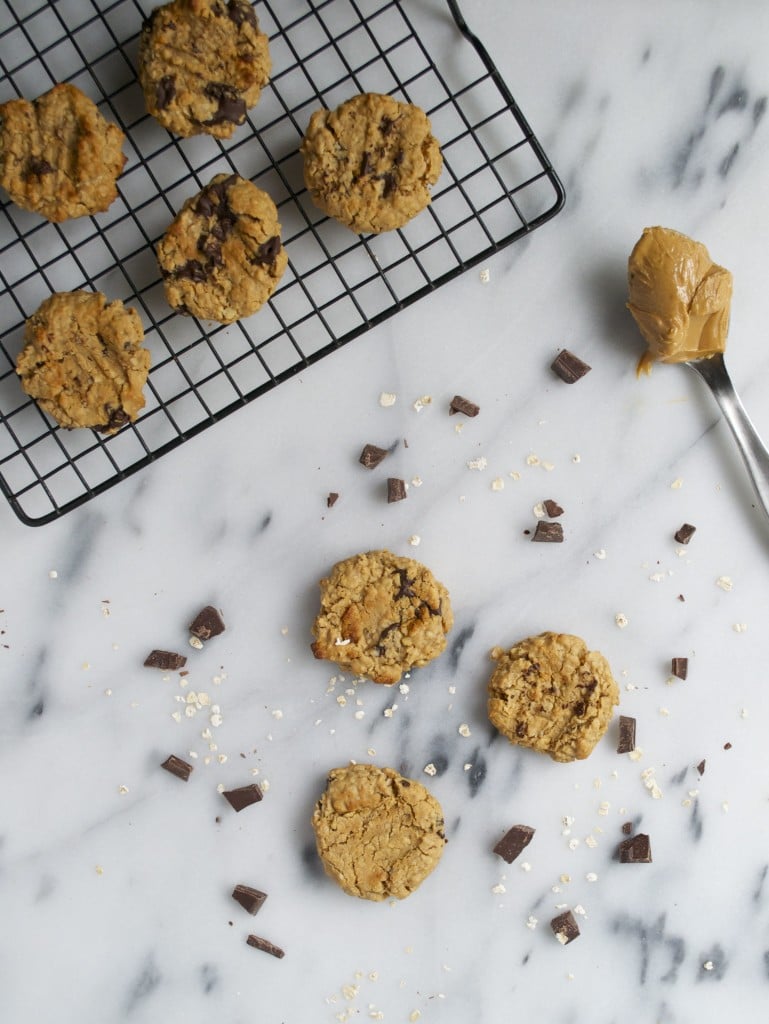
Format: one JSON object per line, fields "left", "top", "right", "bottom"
{"left": 627, "top": 226, "right": 733, "bottom": 374}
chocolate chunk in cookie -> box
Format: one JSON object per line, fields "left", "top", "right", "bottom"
{"left": 0, "top": 83, "right": 125, "bottom": 222}
{"left": 139, "top": 0, "right": 271, "bottom": 138}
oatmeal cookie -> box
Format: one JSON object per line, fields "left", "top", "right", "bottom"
{"left": 0, "top": 83, "right": 125, "bottom": 222}
{"left": 156, "top": 172, "right": 287, "bottom": 322}
{"left": 312, "top": 764, "right": 446, "bottom": 901}
{"left": 139, "top": 0, "right": 271, "bottom": 138}
{"left": 301, "top": 92, "right": 443, "bottom": 233}
{"left": 16, "top": 291, "right": 150, "bottom": 433}
{"left": 487, "top": 631, "right": 619, "bottom": 762}
{"left": 310, "top": 549, "right": 453, "bottom": 685}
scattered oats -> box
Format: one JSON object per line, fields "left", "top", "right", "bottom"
{"left": 448, "top": 685, "right": 456, "bottom": 695}
{"left": 479, "top": 267, "right": 490, "bottom": 283}
{"left": 615, "top": 613, "right": 629, "bottom": 629}
{"left": 628, "top": 747, "right": 643, "bottom": 761}
{"left": 526, "top": 453, "right": 541, "bottom": 467}
{"left": 383, "top": 706, "right": 396, "bottom": 718}
{"left": 594, "top": 549, "right": 607, "bottom": 560}
{"left": 526, "top": 915, "right": 538, "bottom": 930}
{"left": 95, "top": 865, "right": 104, "bottom": 875}
{"left": 625, "top": 682, "right": 638, "bottom": 692}
{"left": 567, "top": 973, "right": 575, "bottom": 981}
{"left": 272, "top": 709, "right": 283, "bottom": 720}
{"left": 368, "top": 971, "right": 379, "bottom": 982}
{"left": 520, "top": 862, "right": 532, "bottom": 872}
{"left": 593, "top": 777, "right": 602, "bottom": 790}
{"left": 572, "top": 454, "right": 581, "bottom": 463}
{"left": 189, "top": 635, "right": 204, "bottom": 650}
{"left": 533, "top": 502, "right": 546, "bottom": 518}
{"left": 463, "top": 763, "right": 472, "bottom": 771}
{"left": 542, "top": 461, "right": 555, "bottom": 471}
{"left": 101, "top": 605, "right": 111, "bottom": 618}
{"left": 354, "top": 710, "right": 365, "bottom": 720}
{"left": 104, "top": 688, "right": 112, "bottom": 697}
{"left": 641, "top": 767, "right": 663, "bottom": 799}
{"left": 399, "top": 683, "right": 410, "bottom": 695}
{"left": 585, "top": 835, "right": 598, "bottom": 849}
{"left": 703, "top": 961, "right": 714, "bottom": 971}
{"left": 659, "top": 707, "right": 670, "bottom": 716}
{"left": 562, "top": 815, "right": 575, "bottom": 829}
{"left": 492, "top": 883, "right": 506, "bottom": 894}
{"left": 250, "top": 767, "right": 260, "bottom": 776}
{"left": 491, "top": 477, "right": 504, "bottom": 491}
{"left": 188, "top": 751, "right": 198, "bottom": 759}
{"left": 261, "top": 779, "right": 270, "bottom": 793}
{"left": 367, "top": 748, "right": 376, "bottom": 757}
{"left": 454, "top": 421, "right": 465, "bottom": 435}
{"left": 171, "top": 710, "right": 182, "bottom": 723}
{"left": 560, "top": 874, "right": 571, "bottom": 884}
{"left": 413, "top": 395, "right": 432, "bottom": 412}
{"left": 342, "top": 985, "right": 359, "bottom": 1000}
{"left": 209, "top": 713, "right": 223, "bottom": 727}
{"left": 48, "top": 570, "right": 58, "bottom": 579}
{"left": 598, "top": 802, "right": 610, "bottom": 816}
{"left": 648, "top": 572, "right": 667, "bottom": 583}
{"left": 118, "top": 785, "right": 129, "bottom": 795}
{"left": 509, "top": 470, "right": 521, "bottom": 481}
{"left": 335, "top": 637, "right": 352, "bottom": 647}
{"left": 411, "top": 476, "right": 423, "bottom": 487}
{"left": 716, "top": 576, "right": 733, "bottom": 592}
{"left": 409, "top": 1012, "right": 422, "bottom": 1022}
{"left": 586, "top": 872, "right": 598, "bottom": 882}
{"left": 568, "top": 838, "right": 580, "bottom": 850}
{"left": 379, "top": 392, "right": 397, "bottom": 407}
{"left": 733, "top": 623, "right": 748, "bottom": 633}
{"left": 184, "top": 705, "right": 197, "bottom": 718}
{"left": 82, "top": 662, "right": 90, "bottom": 671}
{"left": 682, "top": 798, "right": 692, "bottom": 808}
{"left": 574, "top": 904, "right": 587, "bottom": 916}
{"left": 741, "top": 707, "right": 749, "bottom": 718}
{"left": 280, "top": 626, "right": 289, "bottom": 636}
{"left": 337, "top": 695, "right": 347, "bottom": 707}
{"left": 408, "top": 535, "right": 421, "bottom": 547}
{"left": 424, "top": 763, "right": 437, "bottom": 776}
{"left": 217, "top": 753, "right": 228, "bottom": 764}
{"left": 722, "top": 801, "right": 730, "bottom": 813}
{"left": 467, "top": 456, "right": 487, "bottom": 471}
{"left": 671, "top": 477, "right": 683, "bottom": 489}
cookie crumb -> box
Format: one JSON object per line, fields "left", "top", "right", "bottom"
{"left": 379, "top": 392, "right": 397, "bottom": 407}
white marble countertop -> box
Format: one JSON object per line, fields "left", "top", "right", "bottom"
{"left": 4, "top": 1, "right": 769, "bottom": 1022}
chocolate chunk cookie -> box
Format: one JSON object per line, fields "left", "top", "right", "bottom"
{"left": 0, "top": 83, "right": 125, "bottom": 222}
{"left": 487, "top": 632, "right": 619, "bottom": 762}
{"left": 301, "top": 92, "right": 443, "bottom": 233}
{"left": 139, "top": 0, "right": 271, "bottom": 138}
{"left": 310, "top": 550, "right": 453, "bottom": 685}
{"left": 16, "top": 291, "right": 150, "bottom": 433}
{"left": 312, "top": 764, "right": 446, "bottom": 901}
{"left": 156, "top": 173, "right": 287, "bottom": 322}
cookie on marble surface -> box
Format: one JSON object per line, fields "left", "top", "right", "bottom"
{"left": 156, "top": 172, "right": 287, "bottom": 323}
{"left": 16, "top": 291, "right": 150, "bottom": 433}
{"left": 487, "top": 631, "right": 619, "bottom": 762}
{"left": 312, "top": 763, "right": 446, "bottom": 901}
{"left": 310, "top": 549, "right": 453, "bottom": 685}
{"left": 139, "top": 0, "right": 271, "bottom": 138}
{"left": 301, "top": 92, "right": 443, "bottom": 233}
{"left": 0, "top": 83, "right": 125, "bottom": 222}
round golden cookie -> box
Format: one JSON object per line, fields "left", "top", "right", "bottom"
{"left": 16, "top": 291, "right": 150, "bottom": 434}
{"left": 139, "top": 0, "right": 271, "bottom": 138}
{"left": 487, "top": 631, "right": 619, "bottom": 763}
{"left": 301, "top": 92, "right": 443, "bottom": 233}
{"left": 156, "top": 173, "right": 287, "bottom": 323}
{"left": 0, "top": 83, "right": 126, "bottom": 222}
{"left": 312, "top": 764, "right": 446, "bottom": 901}
{"left": 310, "top": 549, "right": 453, "bottom": 685}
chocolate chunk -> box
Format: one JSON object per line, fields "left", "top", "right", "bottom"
{"left": 550, "top": 910, "right": 580, "bottom": 944}
{"left": 671, "top": 657, "right": 688, "bottom": 680}
{"left": 543, "top": 499, "right": 564, "bottom": 517}
{"left": 359, "top": 443, "right": 388, "bottom": 469}
{"left": 696, "top": 759, "right": 706, "bottom": 776}
{"left": 27, "top": 158, "right": 54, "bottom": 177}
{"left": 551, "top": 349, "right": 591, "bottom": 383}
{"left": 387, "top": 478, "right": 407, "bottom": 503}
{"left": 380, "top": 116, "right": 393, "bottom": 135}
{"left": 621, "top": 821, "right": 633, "bottom": 835}
{"left": 359, "top": 151, "right": 375, "bottom": 177}
{"left": 617, "top": 714, "right": 636, "bottom": 754}
{"left": 531, "top": 520, "right": 563, "bottom": 543}
{"left": 618, "top": 832, "right": 652, "bottom": 863}
{"left": 449, "top": 394, "right": 480, "bottom": 417}
{"left": 156, "top": 74, "right": 176, "bottom": 110}
{"left": 381, "top": 172, "right": 397, "bottom": 198}
{"left": 232, "top": 883, "right": 267, "bottom": 915}
{"left": 144, "top": 649, "right": 187, "bottom": 670}
{"left": 674, "top": 523, "right": 696, "bottom": 545}
{"left": 493, "top": 824, "right": 535, "bottom": 863}
{"left": 198, "top": 236, "right": 223, "bottom": 265}
{"left": 203, "top": 83, "right": 246, "bottom": 126}
{"left": 167, "top": 259, "right": 208, "bottom": 282}
{"left": 724, "top": 741, "right": 732, "bottom": 750}
{"left": 246, "top": 934, "right": 284, "bottom": 958}
{"left": 189, "top": 605, "right": 226, "bottom": 641}
{"left": 161, "top": 754, "right": 194, "bottom": 781}
{"left": 102, "top": 407, "right": 129, "bottom": 432}
{"left": 252, "top": 235, "right": 282, "bottom": 266}
{"left": 222, "top": 783, "right": 263, "bottom": 812}
{"left": 227, "top": 0, "right": 257, "bottom": 28}
{"left": 327, "top": 492, "right": 339, "bottom": 508}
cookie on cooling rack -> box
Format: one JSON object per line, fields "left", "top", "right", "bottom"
{"left": 156, "top": 172, "right": 287, "bottom": 323}
{"left": 16, "top": 291, "right": 150, "bottom": 434}
{"left": 0, "top": 83, "right": 125, "bottom": 222}
{"left": 301, "top": 92, "right": 443, "bottom": 233}
{"left": 139, "top": 0, "right": 271, "bottom": 138}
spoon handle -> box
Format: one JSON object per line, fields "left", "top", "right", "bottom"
{"left": 686, "top": 352, "right": 769, "bottom": 518}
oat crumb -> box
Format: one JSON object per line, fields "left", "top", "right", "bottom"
{"left": 671, "top": 477, "right": 683, "bottom": 489}
{"left": 479, "top": 267, "right": 490, "bottom": 283}
{"left": 492, "top": 883, "right": 506, "bottom": 894}
{"left": 467, "top": 456, "right": 487, "bottom": 471}
{"left": 458, "top": 723, "right": 471, "bottom": 737}
{"left": 526, "top": 915, "right": 538, "bottom": 930}
{"left": 615, "top": 613, "right": 629, "bottom": 629}
{"left": 424, "top": 763, "right": 437, "bottom": 776}
{"left": 716, "top": 576, "right": 733, "bottom": 592}
{"left": 379, "top": 392, "right": 397, "bottom": 407}
{"left": 491, "top": 477, "right": 504, "bottom": 491}
{"left": 733, "top": 622, "right": 747, "bottom": 633}
{"left": 408, "top": 535, "right": 421, "bottom": 547}
{"left": 413, "top": 395, "right": 432, "bottom": 412}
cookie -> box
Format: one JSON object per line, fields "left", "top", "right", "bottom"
{"left": 312, "top": 764, "right": 446, "bottom": 901}
{"left": 301, "top": 92, "right": 443, "bottom": 233}
{"left": 0, "top": 83, "right": 125, "bottom": 222}
{"left": 16, "top": 291, "right": 150, "bottom": 433}
{"left": 487, "top": 631, "right": 619, "bottom": 762}
{"left": 156, "top": 173, "right": 287, "bottom": 322}
{"left": 139, "top": 0, "right": 271, "bottom": 138}
{"left": 310, "top": 549, "right": 453, "bottom": 685}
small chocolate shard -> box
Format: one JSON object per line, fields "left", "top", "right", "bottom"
{"left": 543, "top": 499, "right": 564, "bottom": 517}
{"left": 550, "top": 910, "right": 580, "bottom": 944}
{"left": 674, "top": 523, "right": 696, "bottom": 545}
{"left": 167, "top": 259, "right": 208, "bottom": 282}
{"left": 232, "top": 883, "right": 267, "bottom": 916}
{"left": 671, "top": 657, "right": 688, "bottom": 680}
{"left": 203, "top": 83, "right": 246, "bottom": 126}
{"left": 252, "top": 235, "right": 282, "bottom": 266}
{"left": 724, "top": 741, "right": 732, "bottom": 750}
{"left": 102, "top": 407, "right": 129, "bottom": 433}
{"left": 161, "top": 754, "right": 194, "bottom": 781}
{"left": 696, "top": 759, "right": 706, "bottom": 776}
{"left": 359, "top": 443, "right": 388, "bottom": 469}
{"left": 222, "top": 783, "right": 263, "bottom": 812}
{"left": 387, "top": 478, "right": 407, "bottom": 503}
{"left": 449, "top": 395, "right": 480, "bottom": 418}
{"left": 621, "top": 821, "right": 633, "bottom": 835}
{"left": 617, "top": 714, "right": 636, "bottom": 754}
{"left": 493, "top": 824, "right": 535, "bottom": 864}
{"left": 227, "top": 0, "right": 257, "bottom": 29}
{"left": 156, "top": 74, "right": 176, "bottom": 110}
{"left": 359, "top": 151, "right": 375, "bottom": 177}
{"left": 551, "top": 349, "right": 591, "bottom": 383}
{"left": 246, "top": 934, "right": 284, "bottom": 958}
{"left": 27, "top": 158, "right": 54, "bottom": 177}
{"left": 144, "top": 649, "right": 187, "bottom": 670}
{"left": 618, "top": 832, "right": 652, "bottom": 863}
{"left": 531, "top": 520, "right": 563, "bottom": 543}
{"left": 189, "top": 605, "right": 226, "bottom": 642}
{"left": 326, "top": 492, "right": 339, "bottom": 508}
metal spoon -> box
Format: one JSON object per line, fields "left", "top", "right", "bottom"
{"left": 685, "top": 352, "right": 769, "bottom": 518}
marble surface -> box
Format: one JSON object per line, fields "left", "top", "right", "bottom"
{"left": 4, "top": 1, "right": 769, "bottom": 1021}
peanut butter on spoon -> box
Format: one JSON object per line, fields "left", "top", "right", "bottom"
{"left": 627, "top": 225, "right": 733, "bottom": 374}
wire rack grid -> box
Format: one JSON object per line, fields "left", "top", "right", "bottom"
{"left": 0, "top": 0, "right": 564, "bottom": 526}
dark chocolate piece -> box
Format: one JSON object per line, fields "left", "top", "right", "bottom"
{"left": 449, "top": 395, "right": 480, "bottom": 418}
{"left": 227, "top": 0, "right": 257, "bottom": 29}
{"left": 327, "top": 492, "right": 339, "bottom": 508}
{"left": 161, "top": 754, "right": 194, "bottom": 781}
{"left": 252, "top": 235, "right": 281, "bottom": 266}
{"left": 144, "top": 649, "right": 187, "bottom": 670}
{"left": 531, "top": 520, "right": 563, "bottom": 543}
{"left": 359, "top": 443, "right": 388, "bottom": 469}
{"left": 671, "top": 657, "right": 688, "bottom": 680}
{"left": 102, "top": 407, "right": 129, "bottom": 433}
{"left": 232, "top": 883, "right": 267, "bottom": 915}
{"left": 246, "top": 934, "right": 284, "bottom": 958}
{"left": 617, "top": 714, "right": 636, "bottom": 754}
{"left": 189, "top": 605, "right": 225, "bottom": 641}
{"left": 724, "top": 741, "right": 732, "bottom": 750}
{"left": 28, "top": 158, "right": 54, "bottom": 177}
{"left": 696, "top": 759, "right": 706, "bottom": 776}
{"left": 222, "top": 783, "right": 263, "bottom": 812}
{"left": 621, "top": 821, "right": 633, "bottom": 835}
{"left": 156, "top": 74, "right": 176, "bottom": 110}
{"left": 551, "top": 910, "right": 580, "bottom": 944}
{"left": 618, "top": 832, "right": 652, "bottom": 863}
{"left": 543, "top": 499, "right": 564, "bottom": 517}
{"left": 203, "top": 83, "right": 246, "bottom": 126}
{"left": 674, "top": 523, "right": 696, "bottom": 545}
{"left": 493, "top": 824, "right": 535, "bottom": 864}
{"left": 387, "top": 478, "right": 407, "bottom": 503}
{"left": 165, "top": 259, "right": 208, "bottom": 282}
{"left": 551, "top": 349, "right": 591, "bottom": 383}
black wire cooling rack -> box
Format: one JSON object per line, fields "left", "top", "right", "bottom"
{"left": 0, "top": 0, "right": 564, "bottom": 526}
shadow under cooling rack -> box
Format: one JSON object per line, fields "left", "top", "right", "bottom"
{"left": 0, "top": 0, "right": 564, "bottom": 525}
